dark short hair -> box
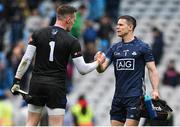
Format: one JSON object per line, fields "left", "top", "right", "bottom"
{"left": 152, "top": 27, "right": 161, "bottom": 33}
{"left": 79, "top": 4, "right": 86, "bottom": 10}
{"left": 119, "top": 15, "right": 136, "bottom": 30}
{"left": 56, "top": 4, "right": 77, "bottom": 18}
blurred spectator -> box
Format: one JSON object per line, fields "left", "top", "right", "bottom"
{"left": 0, "top": 2, "right": 7, "bottom": 52}
{"left": 49, "top": 1, "right": 60, "bottom": 26}
{"left": 26, "top": 0, "right": 41, "bottom": 10}
{"left": 64, "top": 103, "right": 74, "bottom": 126}
{"left": 8, "top": 42, "right": 24, "bottom": 74}
{"left": 18, "top": 0, "right": 31, "bottom": 19}
{"left": 87, "top": 0, "right": 105, "bottom": 22}
{"left": 0, "top": 99, "right": 13, "bottom": 126}
{"left": 97, "top": 15, "right": 114, "bottom": 53}
{"left": 0, "top": 51, "right": 13, "bottom": 99}
{"left": 0, "top": 51, "right": 13, "bottom": 126}
{"left": 83, "top": 43, "right": 97, "bottom": 63}
{"left": 0, "top": 18, "right": 6, "bottom": 52}
{"left": 60, "top": 0, "right": 76, "bottom": 3}
{"left": 10, "top": 11, "right": 24, "bottom": 46}
{"left": 25, "top": 8, "right": 44, "bottom": 32}
{"left": 151, "top": 27, "right": 165, "bottom": 65}
{"left": 38, "top": 0, "right": 55, "bottom": 19}
{"left": 162, "top": 60, "right": 179, "bottom": 88}
{"left": 83, "top": 20, "right": 97, "bottom": 62}
{"left": 105, "top": 0, "right": 121, "bottom": 23}
{"left": 6, "top": 41, "right": 31, "bottom": 91}
{"left": 66, "top": 59, "right": 74, "bottom": 93}
{"left": 23, "top": 8, "right": 49, "bottom": 43}
{"left": 71, "top": 4, "right": 87, "bottom": 38}
{"left": 71, "top": 95, "right": 94, "bottom": 126}
{"left": 83, "top": 20, "right": 97, "bottom": 45}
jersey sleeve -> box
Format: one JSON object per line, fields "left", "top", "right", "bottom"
{"left": 142, "top": 43, "right": 154, "bottom": 62}
{"left": 28, "top": 31, "right": 39, "bottom": 46}
{"left": 70, "top": 39, "right": 82, "bottom": 58}
{"left": 106, "top": 45, "right": 114, "bottom": 63}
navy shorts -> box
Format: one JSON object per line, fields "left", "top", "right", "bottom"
{"left": 28, "top": 83, "right": 67, "bottom": 109}
{"left": 110, "top": 96, "right": 141, "bottom": 122}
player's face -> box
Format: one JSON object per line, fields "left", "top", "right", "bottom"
{"left": 116, "top": 19, "right": 131, "bottom": 37}
{"left": 66, "top": 13, "right": 76, "bottom": 32}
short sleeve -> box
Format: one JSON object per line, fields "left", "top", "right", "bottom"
{"left": 28, "top": 31, "right": 38, "bottom": 46}
{"left": 70, "top": 39, "right": 82, "bottom": 58}
{"left": 142, "top": 43, "right": 154, "bottom": 62}
{"left": 106, "top": 45, "right": 114, "bottom": 62}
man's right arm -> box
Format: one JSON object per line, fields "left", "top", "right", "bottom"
{"left": 72, "top": 52, "right": 105, "bottom": 75}
{"left": 96, "top": 59, "right": 110, "bottom": 73}
{"left": 71, "top": 39, "right": 105, "bottom": 75}
{"left": 146, "top": 61, "right": 160, "bottom": 100}
{"left": 96, "top": 44, "right": 114, "bottom": 73}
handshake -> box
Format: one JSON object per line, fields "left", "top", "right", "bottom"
{"left": 94, "top": 51, "right": 106, "bottom": 65}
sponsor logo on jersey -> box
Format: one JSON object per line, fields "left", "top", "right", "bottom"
{"left": 123, "top": 50, "right": 129, "bottom": 56}
{"left": 130, "top": 114, "right": 134, "bottom": 118}
{"left": 52, "top": 29, "right": 58, "bottom": 35}
{"left": 116, "top": 58, "right": 135, "bottom": 70}
{"left": 132, "top": 51, "right": 137, "bottom": 56}
{"left": 114, "top": 52, "right": 120, "bottom": 56}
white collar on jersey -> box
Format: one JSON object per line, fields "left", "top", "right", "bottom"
{"left": 54, "top": 24, "right": 66, "bottom": 30}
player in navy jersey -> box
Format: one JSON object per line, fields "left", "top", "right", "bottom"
{"left": 10, "top": 5, "right": 105, "bottom": 126}
{"left": 95, "top": 15, "right": 160, "bottom": 126}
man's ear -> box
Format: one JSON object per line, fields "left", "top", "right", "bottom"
{"left": 66, "top": 16, "right": 71, "bottom": 24}
{"left": 129, "top": 24, "right": 133, "bottom": 31}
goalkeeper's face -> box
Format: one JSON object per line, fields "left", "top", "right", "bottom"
{"left": 116, "top": 19, "right": 131, "bottom": 37}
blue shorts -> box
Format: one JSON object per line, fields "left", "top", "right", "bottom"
{"left": 110, "top": 96, "right": 141, "bottom": 122}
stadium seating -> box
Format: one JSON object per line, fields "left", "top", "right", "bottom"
{"left": 69, "top": 0, "right": 180, "bottom": 125}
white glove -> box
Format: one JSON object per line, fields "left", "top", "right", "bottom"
{"left": 11, "top": 84, "right": 20, "bottom": 93}
{"left": 11, "top": 78, "right": 21, "bottom": 95}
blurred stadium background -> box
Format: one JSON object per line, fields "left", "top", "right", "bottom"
{"left": 0, "top": 0, "right": 180, "bottom": 126}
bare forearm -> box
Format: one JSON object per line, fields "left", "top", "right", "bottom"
{"left": 146, "top": 61, "right": 160, "bottom": 100}
{"left": 96, "top": 65, "right": 105, "bottom": 73}
{"left": 148, "top": 69, "right": 159, "bottom": 91}
{"left": 96, "top": 60, "right": 110, "bottom": 73}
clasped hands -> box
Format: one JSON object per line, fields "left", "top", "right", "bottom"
{"left": 94, "top": 51, "right": 106, "bottom": 65}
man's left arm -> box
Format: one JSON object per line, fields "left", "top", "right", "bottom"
{"left": 146, "top": 61, "right": 160, "bottom": 100}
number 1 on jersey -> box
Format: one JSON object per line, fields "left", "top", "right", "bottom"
{"left": 49, "top": 41, "right": 55, "bottom": 61}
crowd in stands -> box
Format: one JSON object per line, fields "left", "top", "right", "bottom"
{"left": 0, "top": 0, "right": 180, "bottom": 126}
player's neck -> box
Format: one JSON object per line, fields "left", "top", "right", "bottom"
{"left": 122, "top": 33, "right": 135, "bottom": 43}
{"left": 54, "top": 21, "right": 66, "bottom": 30}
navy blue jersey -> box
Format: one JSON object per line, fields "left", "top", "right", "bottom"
{"left": 106, "top": 37, "right": 154, "bottom": 97}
